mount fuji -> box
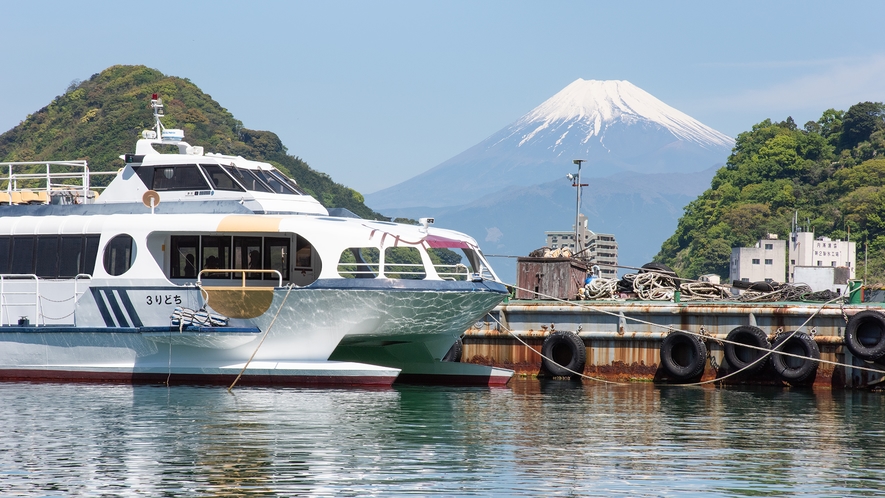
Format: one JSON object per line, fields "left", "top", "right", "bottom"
{"left": 365, "top": 79, "right": 735, "bottom": 282}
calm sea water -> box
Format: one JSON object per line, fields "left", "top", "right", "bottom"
{"left": 1, "top": 379, "right": 884, "bottom": 497}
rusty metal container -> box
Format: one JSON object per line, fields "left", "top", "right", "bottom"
{"left": 515, "top": 257, "right": 588, "bottom": 300}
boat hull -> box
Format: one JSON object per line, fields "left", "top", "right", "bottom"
{"left": 0, "top": 280, "right": 510, "bottom": 386}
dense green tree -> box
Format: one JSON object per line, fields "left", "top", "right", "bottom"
{"left": 840, "top": 101, "right": 885, "bottom": 150}
{"left": 655, "top": 102, "right": 885, "bottom": 285}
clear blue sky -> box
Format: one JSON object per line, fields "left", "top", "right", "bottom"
{"left": 3, "top": 1, "right": 884, "bottom": 194}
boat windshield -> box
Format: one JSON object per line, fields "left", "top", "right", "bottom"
{"left": 222, "top": 165, "right": 273, "bottom": 193}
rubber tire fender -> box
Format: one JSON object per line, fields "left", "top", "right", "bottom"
{"left": 660, "top": 332, "right": 707, "bottom": 381}
{"left": 442, "top": 337, "right": 463, "bottom": 363}
{"left": 771, "top": 332, "right": 820, "bottom": 385}
{"left": 723, "top": 325, "right": 771, "bottom": 374}
{"left": 844, "top": 310, "right": 885, "bottom": 361}
{"left": 541, "top": 330, "right": 587, "bottom": 377}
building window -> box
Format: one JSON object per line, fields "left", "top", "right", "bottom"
{"left": 817, "top": 261, "right": 822, "bottom": 266}
{"left": 790, "top": 259, "right": 795, "bottom": 265}
{"left": 832, "top": 261, "right": 836, "bottom": 267}
{"left": 764, "top": 259, "right": 773, "bottom": 265}
{"left": 765, "top": 244, "right": 773, "bottom": 250}
{"left": 741, "top": 278, "right": 749, "bottom": 282}
{"left": 752, "top": 259, "right": 760, "bottom": 264}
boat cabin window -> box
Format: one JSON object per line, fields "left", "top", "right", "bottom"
{"left": 201, "top": 164, "right": 245, "bottom": 192}
{"left": 233, "top": 236, "right": 263, "bottom": 278}
{"left": 265, "top": 237, "right": 290, "bottom": 280}
{"left": 268, "top": 169, "right": 306, "bottom": 195}
{"left": 10, "top": 237, "right": 34, "bottom": 275}
{"left": 252, "top": 169, "right": 297, "bottom": 195}
{"left": 169, "top": 234, "right": 315, "bottom": 283}
{"left": 0, "top": 235, "right": 99, "bottom": 278}
{"left": 426, "top": 247, "right": 475, "bottom": 281}
{"left": 337, "top": 248, "right": 380, "bottom": 278}
{"left": 384, "top": 247, "right": 426, "bottom": 280}
{"left": 201, "top": 235, "right": 232, "bottom": 278}
{"left": 103, "top": 234, "right": 135, "bottom": 276}
{"left": 223, "top": 165, "right": 273, "bottom": 193}
{"left": 133, "top": 165, "right": 210, "bottom": 191}
{"left": 170, "top": 236, "right": 199, "bottom": 278}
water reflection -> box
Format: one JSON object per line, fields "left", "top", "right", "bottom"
{"left": 0, "top": 381, "right": 884, "bottom": 496}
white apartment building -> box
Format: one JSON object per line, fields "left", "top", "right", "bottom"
{"left": 729, "top": 234, "right": 787, "bottom": 284}
{"left": 729, "top": 231, "right": 857, "bottom": 291}
{"left": 545, "top": 214, "right": 618, "bottom": 278}
{"left": 788, "top": 232, "right": 856, "bottom": 281}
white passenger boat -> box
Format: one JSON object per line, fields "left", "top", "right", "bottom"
{"left": 0, "top": 95, "right": 512, "bottom": 387}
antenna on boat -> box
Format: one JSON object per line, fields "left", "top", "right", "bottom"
{"left": 142, "top": 94, "right": 184, "bottom": 142}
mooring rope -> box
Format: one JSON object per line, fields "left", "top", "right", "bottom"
{"left": 227, "top": 284, "right": 295, "bottom": 392}
{"left": 499, "top": 282, "right": 885, "bottom": 384}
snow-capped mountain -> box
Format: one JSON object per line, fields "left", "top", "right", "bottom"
{"left": 367, "top": 79, "right": 733, "bottom": 210}
{"left": 366, "top": 79, "right": 735, "bottom": 282}
{"left": 507, "top": 79, "right": 732, "bottom": 151}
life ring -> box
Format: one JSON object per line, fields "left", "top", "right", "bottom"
{"left": 541, "top": 330, "right": 586, "bottom": 377}
{"left": 771, "top": 331, "right": 820, "bottom": 385}
{"left": 723, "top": 325, "right": 771, "bottom": 374}
{"left": 659, "top": 332, "right": 707, "bottom": 380}
{"left": 442, "top": 337, "right": 463, "bottom": 362}
{"left": 844, "top": 310, "right": 885, "bottom": 361}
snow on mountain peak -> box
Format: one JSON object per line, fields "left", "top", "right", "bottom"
{"left": 514, "top": 79, "right": 733, "bottom": 149}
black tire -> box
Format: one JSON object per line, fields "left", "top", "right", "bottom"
{"left": 724, "top": 325, "right": 771, "bottom": 374}
{"left": 541, "top": 330, "right": 586, "bottom": 377}
{"left": 660, "top": 332, "right": 707, "bottom": 381}
{"left": 748, "top": 281, "right": 775, "bottom": 292}
{"left": 844, "top": 310, "right": 885, "bottom": 361}
{"left": 771, "top": 332, "right": 820, "bottom": 385}
{"left": 442, "top": 337, "right": 463, "bottom": 362}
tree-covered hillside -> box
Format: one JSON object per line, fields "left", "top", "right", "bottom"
{"left": 656, "top": 102, "right": 885, "bottom": 285}
{"left": 0, "top": 65, "right": 383, "bottom": 219}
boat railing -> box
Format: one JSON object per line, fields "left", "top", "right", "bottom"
{"left": 433, "top": 263, "right": 470, "bottom": 281}
{"left": 381, "top": 262, "right": 427, "bottom": 280}
{"left": 337, "top": 262, "right": 380, "bottom": 278}
{"left": 0, "top": 274, "right": 93, "bottom": 326}
{"left": 197, "top": 269, "right": 283, "bottom": 287}
{"left": 0, "top": 161, "right": 116, "bottom": 205}
{"left": 0, "top": 275, "right": 40, "bottom": 325}
{"left": 337, "top": 260, "right": 491, "bottom": 281}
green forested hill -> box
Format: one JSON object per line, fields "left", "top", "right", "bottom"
{"left": 0, "top": 65, "right": 383, "bottom": 219}
{"left": 656, "top": 102, "right": 885, "bottom": 285}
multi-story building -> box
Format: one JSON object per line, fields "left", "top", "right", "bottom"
{"left": 545, "top": 214, "right": 618, "bottom": 278}
{"left": 789, "top": 232, "right": 856, "bottom": 281}
{"left": 729, "top": 234, "right": 787, "bottom": 284}
{"left": 729, "top": 230, "right": 856, "bottom": 292}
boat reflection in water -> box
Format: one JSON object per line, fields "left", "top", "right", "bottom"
{"left": 3, "top": 380, "right": 884, "bottom": 495}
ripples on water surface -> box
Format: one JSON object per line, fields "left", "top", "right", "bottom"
{"left": 1, "top": 379, "right": 884, "bottom": 496}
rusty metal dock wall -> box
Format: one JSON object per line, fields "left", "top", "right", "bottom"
{"left": 462, "top": 300, "right": 885, "bottom": 388}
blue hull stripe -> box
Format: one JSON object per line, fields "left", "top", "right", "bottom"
{"left": 117, "top": 290, "right": 143, "bottom": 328}
{"left": 105, "top": 290, "right": 130, "bottom": 328}
{"left": 91, "top": 288, "right": 115, "bottom": 327}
